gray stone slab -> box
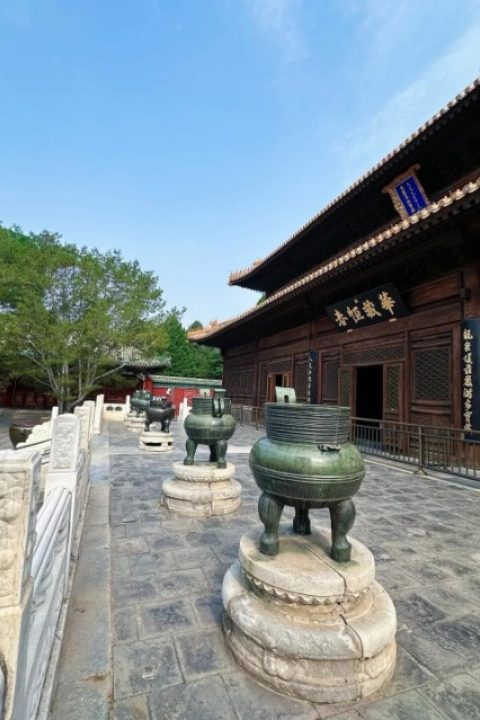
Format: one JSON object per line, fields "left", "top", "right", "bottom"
{"left": 114, "top": 608, "right": 139, "bottom": 643}
{"left": 174, "top": 630, "right": 234, "bottom": 680}
{"left": 51, "top": 682, "right": 110, "bottom": 720}
{"left": 193, "top": 594, "right": 225, "bottom": 627}
{"left": 425, "top": 614, "right": 480, "bottom": 660}
{"left": 112, "top": 537, "right": 150, "bottom": 555}
{"left": 113, "top": 636, "right": 183, "bottom": 698}
{"left": 397, "top": 625, "right": 466, "bottom": 676}
{"left": 224, "top": 671, "right": 318, "bottom": 719}
{"left": 380, "top": 647, "right": 435, "bottom": 697}
{"left": 393, "top": 592, "right": 447, "bottom": 626}
{"left": 148, "top": 676, "right": 235, "bottom": 720}
{"left": 419, "top": 672, "right": 480, "bottom": 720}
{"left": 57, "top": 603, "right": 110, "bottom": 684}
{"left": 139, "top": 599, "right": 196, "bottom": 638}
{"left": 153, "top": 569, "right": 207, "bottom": 601}
{"left": 113, "top": 577, "right": 158, "bottom": 607}
{"left": 357, "top": 689, "right": 446, "bottom": 719}
{"left": 85, "top": 487, "right": 110, "bottom": 525}
{"left": 147, "top": 533, "right": 187, "bottom": 551}
{"left": 114, "top": 693, "right": 150, "bottom": 720}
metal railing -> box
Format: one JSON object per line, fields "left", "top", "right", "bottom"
{"left": 231, "top": 404, "right": 265, "bottom": 430}
{"left": 351, "top": 417, "right": 480, "bottom": 481}
{"left": 231, "top": 404, "right": 480, "bottom": 481}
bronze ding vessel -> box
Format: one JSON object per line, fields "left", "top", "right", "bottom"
{"left": 130, "top": 390, "right": 152, "bottom": 416}
{"left": 250, "top": 403, "right": 365, "bottom": 562}
{"left": 145, "top": 396, "right": 174, "bottom": 433}
{"left": 184, "top": 389, "right": 236, "bottom": 468}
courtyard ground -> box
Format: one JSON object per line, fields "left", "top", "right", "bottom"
{"left": 49, "top": 418, "right": 480, "bottom": 720}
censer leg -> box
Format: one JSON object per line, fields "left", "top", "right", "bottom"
{"left": 184, "top": 438, "right": 197, "bottom": 465}
{"left": 329, "top": 498, "right": 356, "bottom": 562}
{"left": 293, "top": 505, "right": 311, "bottom": 535}
{"left": 258, "top": 492, "right": 284, "bottom": 556}
{"left": 216, "top": 440, "right": 227, "bottom": 469}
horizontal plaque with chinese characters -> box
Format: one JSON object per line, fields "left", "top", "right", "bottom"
{"left": 326, "top": 283, "right": 409, "bottom": 331}
{"left": 461, "top": 319, "right": 480, "bottom": 440}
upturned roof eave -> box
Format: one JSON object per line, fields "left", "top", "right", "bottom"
{"left": 191, "top": 178, "right": 480, "bottom": 345}
{"left": 228, "top": 77, "right": 480, "bottom": 291}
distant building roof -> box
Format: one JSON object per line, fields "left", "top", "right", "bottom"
{"left": 150, "top": 375, "right": 222, "bottom": 388}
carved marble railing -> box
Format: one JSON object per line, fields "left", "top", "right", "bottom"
{"left": 24, "top": 487, "right": 71, "bottom": 720}
{"left": 16, "top": 408, "right": 59, "bottom": 497}
{"left": 103, "top": 399, "right": 129, "bottom": 421}
{"left": 0, "top": 400, "right": 94, "bottom": 720}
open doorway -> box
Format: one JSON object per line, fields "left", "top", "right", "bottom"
{"left": 356, "top": 365, "right": 383, "bottom": 421}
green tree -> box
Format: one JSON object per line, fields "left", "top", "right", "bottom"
{"left": 187, "top": 321, "right": 223, "bottom": 379}
{"left": 162, "top": 313, "right": 223, "bottom": 379}
{"left": 0, "top": 227, "right": 167, "bottom": 411}
{"left": 163, "top": 309, "right": 196, "bottom": 376}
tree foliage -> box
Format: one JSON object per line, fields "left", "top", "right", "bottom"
{"left": 0, "top": 226, "right": 167, "bottom": 410}
{"left": 162, "top": 310, "right": 223, "bottom": 379}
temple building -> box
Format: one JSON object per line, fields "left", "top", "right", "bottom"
{"left": 190, "top": 79, "right": 480, "bottom": 432}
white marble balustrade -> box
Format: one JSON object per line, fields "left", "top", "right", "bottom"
{"left": 0, "top": 398, "right": 95, "bottom": 720}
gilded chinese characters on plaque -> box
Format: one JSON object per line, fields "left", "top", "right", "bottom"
{"left": 326, "top": 283, "right": 409, "bottom": 332}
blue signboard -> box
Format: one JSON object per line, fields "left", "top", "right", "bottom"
{"left": 394, "top": 175, "right": 428, "bottom": 216}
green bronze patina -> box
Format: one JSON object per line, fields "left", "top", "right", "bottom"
{"left": 250, "top": 403, "right": 365, "bottom": 562}
{"left": 130, "top": 390, "right": 152, "bottom": 416}
{"left": 184, "top": 389, "right": 236, "bottom": 468}
{"left": 145, "top": 396, "right": 174, "bottom": 432}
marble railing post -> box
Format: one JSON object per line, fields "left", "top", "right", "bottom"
{"left": 49, "top": 406, "right": 59, "bottom": 430}
{"left": 44, "top": 415, "right": 82, "bottom": 559}
{"left": 82, "top": 400, "right": 96, "bottom": 441}
{"left": 0, "top": 449, "right": 41, "bottom": 720}
{"left": 93, "top": 394, "right": 104, "bottom": 435}
{"left": 73, "top": 406, "right": 92, "bottom": 455}
{"left": 125, "top": 394, "right": 131, "bottom": 414}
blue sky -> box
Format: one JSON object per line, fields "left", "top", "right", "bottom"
{"left": 1, "top": 0, "right": 479, "bottom": 326}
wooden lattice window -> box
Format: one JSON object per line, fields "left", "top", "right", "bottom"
{"left": 294, "top": 361, "right": 309, "bottom": 401}
{"left": 269, "top": 358, "right": 292, "bottom": 374}
{"left": 322, "top": 357, "right": 340, "bottom": 403}
{"left": 339, "top": 369, "right": 351, "bottom": 407}
{"left": 343, "top": 344, "right": 404, "bottom": 366}
{"left": 386, "top": 365, "right": 400, "bottom": 412}
{"left": 414, "top": 347, "right": 451, "bottom": 402}
{"left": 259, "top": 363, "right": 268, "bottom": 403}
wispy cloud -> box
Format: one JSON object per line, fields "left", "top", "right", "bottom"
{"left": 242, "top": 0, "right": 308, "bottom": 63}
{"left": 339, "top": 20, "right": 480, "bottom": 184}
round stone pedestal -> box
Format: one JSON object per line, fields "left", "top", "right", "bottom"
{"left": 222, "top": 528, "right": 396, "bottom": 704}
{"left": 163, "top": 461, "right": 241, "bottom": 517}
{"left": 125, "top": 413, "right": 145, "bottom": 432}
{"left": 139, "top": 430, "right": 173, "bottom": 453}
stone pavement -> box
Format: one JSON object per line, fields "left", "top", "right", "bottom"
{"left": 50, "top": 418, "right": 480, "bottom": 720}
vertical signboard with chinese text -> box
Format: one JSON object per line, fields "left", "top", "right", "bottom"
{"left": 462, "top": 319, "right": 480, "bottom": 440}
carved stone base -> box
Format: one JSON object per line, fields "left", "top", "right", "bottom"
{"left": 222, "top": 528, "right": 397, "bottom": 704}
{"left": 139, "top": 430, "right": 174, "bottom": 453}
{"left": 163, "top": 461, "right": 241, "bottom": 517}
{"left": 125, "top": 414, "right": 145, "bottom": 432}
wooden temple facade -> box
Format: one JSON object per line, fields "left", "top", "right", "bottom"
{"left": 191, "top": 80, "right": 480, "bottom": 431}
